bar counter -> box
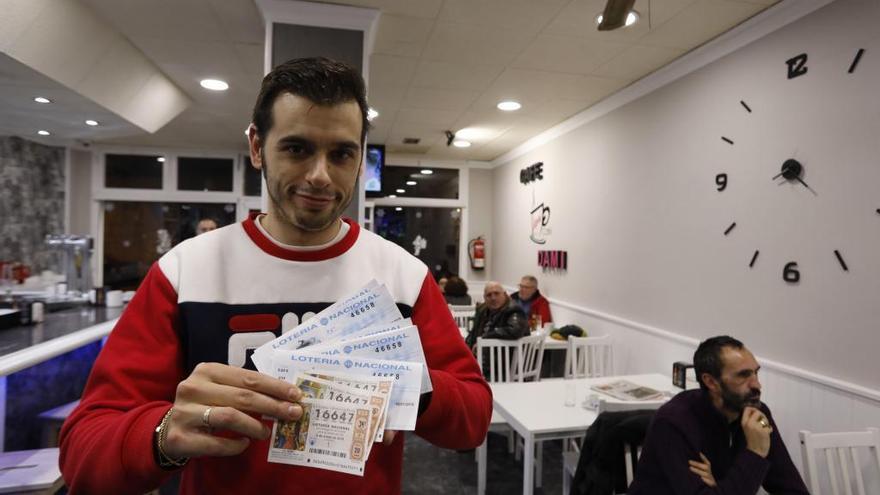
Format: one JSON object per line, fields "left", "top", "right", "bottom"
{"left": 0, "top": 306, "right": 123, "bottom": 376}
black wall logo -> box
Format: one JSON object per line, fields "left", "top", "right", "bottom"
{"left": 521, "top": 161, "right": 551, "bottom": 244}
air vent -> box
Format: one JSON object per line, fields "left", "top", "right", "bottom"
{"left": 402, "top": 137, "right": 421, "bottom": 145}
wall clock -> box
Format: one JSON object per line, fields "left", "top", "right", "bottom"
{"left": 715, "top": 47, "right": 873, "bottom": 285}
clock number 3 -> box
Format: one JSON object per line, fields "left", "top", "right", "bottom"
{"left": 783, "top": 262, "right": 800, "bottom": 283}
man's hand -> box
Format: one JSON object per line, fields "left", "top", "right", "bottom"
{"left": 162, "top": 363, "right": 303, "bottom": 459}
{"left": 688, "top": 452, "right": 717, "bottom": 487}
{"left": 382, "top": 430, "right": 398, "bottom": 446}
{"left": 742, "top": 406, "right": 772, "bottom": 458}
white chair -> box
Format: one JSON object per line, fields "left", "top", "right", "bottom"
{"left": 562, "top": 399, "right": 665, "bottom": 495}
{"left": 512, "top": 334, "right": 546, "bottom": 383}
{"left": 565, "top": 335, "right": 614, "bottom": 378}
{"left": 449, "top": 304, "right": 476, "bottom": 337}
{"left": 799, "top": 427, "right": 880, "bottom": 495}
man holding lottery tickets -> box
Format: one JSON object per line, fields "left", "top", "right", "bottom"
{"left": 59, "top": 57, "right": 492, "bottom": 495}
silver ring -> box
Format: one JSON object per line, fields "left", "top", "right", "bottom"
{"left": 202, "top": 407, "right": 213, "bottom": 428}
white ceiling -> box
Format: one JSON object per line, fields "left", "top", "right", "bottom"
{"left": 3, "top": 0, "right": 780, "bottom": 160}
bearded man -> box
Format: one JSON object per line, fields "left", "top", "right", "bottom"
{"left": 628, "top": 336, "right": 809, "bottom": 495}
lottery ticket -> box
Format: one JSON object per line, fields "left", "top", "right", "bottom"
{"left": 304, "top": 372, "right": 393, "bottom": 443}
{"left": 268, "top": 397, "right": 371, "bottom": 476}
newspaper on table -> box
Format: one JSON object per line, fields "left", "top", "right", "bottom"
{"left": 252, "top": 279, "right": 404, "bottom": 373}
{"left": 305, "top": 324, "right": 432, "bottom": 393}
{"left": 590, "top": 379, "right": 665, "bottom": 401}
{"left": 268, "top": 397, "right": 371, "bottom": 476}
{"left": 272, "top": 350, "right": 423, "bottom": 431}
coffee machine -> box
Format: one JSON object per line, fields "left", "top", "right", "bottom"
{"left": 44, "top": 234, "right": 93, "bottom": 295}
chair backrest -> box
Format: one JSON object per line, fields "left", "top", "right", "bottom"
{"left": 566, "top": 335, "right": 614, "bottom": 378}
{"left": 512, "top": 334, "right": 546, "bottom": 382}
{"left": 597, "top": 399, "right": 665, "bottom": 490}
{"left": 476, "top": 338, "right": 519, "bottom": 383}
{"left": 449, "top": 304, "right": 476, "bottom": 333}
{"left": 799, "top": 427, "right": 880, "bottom": 495}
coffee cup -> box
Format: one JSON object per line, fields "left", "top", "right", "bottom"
{"left": 106, "top": 290, "right": 124, "bottom": 308}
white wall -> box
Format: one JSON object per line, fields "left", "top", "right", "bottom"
{"left": 488, "top": 0, "right": 880, "bottom": 483}
{"left": 465, "top": 167, "right": 493, "bottom": 286}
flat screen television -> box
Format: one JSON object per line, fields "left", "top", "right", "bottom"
{"left": 364, "top": 144, "right": 384, "bottom": 196}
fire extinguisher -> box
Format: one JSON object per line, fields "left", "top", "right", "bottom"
{"left": 468, "top": 237, "right": 486, "bottom": 270}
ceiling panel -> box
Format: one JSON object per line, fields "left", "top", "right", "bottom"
{"left": 421, "top": 22, "right": 536, "bottom": 66}
{"left": 512, "top": 34, "right": 631, "bottom": 74}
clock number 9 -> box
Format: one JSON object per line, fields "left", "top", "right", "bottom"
{"left": 715, "top": 173, "right": 727, "bottom": 191}
{"left": 783, "top": 262, "right": 800, "bottom": 283}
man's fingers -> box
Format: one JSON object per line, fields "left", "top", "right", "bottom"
{"left": 175, "top": 404, "right": 272, "bottom": 440}
{"left": 191, "top": 362, "right": 302, "bottom": 402}
{"left": 699, "top": 452, "right": 710, "bottom": 464}
{"left": 178, "top": 380, "right": 301, "bottom": 421}
{"left": 382, "top": 430, "right": 398, "bottom": 446}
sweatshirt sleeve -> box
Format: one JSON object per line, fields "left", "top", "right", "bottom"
{"left": 59, "top": 263, "right": 184, "bottom": 494}
{"left": 761, "top": 411, "right": 811, "bottom": 494}
{"left": 411, "top": 274, "right": 492, "bottom": 449}
{"left": 647, "top": 416, "right": 770, "bottom": 495}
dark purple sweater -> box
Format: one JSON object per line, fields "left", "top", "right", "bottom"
{"left": 627, "top": 389, "right": 809, "bottom": 495}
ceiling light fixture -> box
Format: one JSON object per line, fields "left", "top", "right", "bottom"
{"left": 85, "top": 120, "right": 99, "bottom": 126}
{"left": 453, "top": 139, "right": 471, "bottom": 148}
{"left": 200, "top": 79, "right": 229, "bottom": 91}
{"left": 34, "top": 97, "right": 51, "bottom": 104}
{"left": 388, "top": 194, "right": 397, "bottom": 198}
{"left": 395, "top": 207, "right": 403, "bottom": 211}
{"left": 367, "top": 108, "right": 379, "bottom": 121}
{"left": 595, "top": 10, "right": 639, "bottom": 28}
{"left": 396, "top": 188, "right": 405, "bottom": 193}
{"left": 497, "top": 100, "right": 522, "bottom": 111}
{"left": 157, "top": 157, "right": 166, "bottom": 163}
{"left": 37, "top": 130, "right": 50, "bottom": 136}
{"left": 444, "top": 130, "right": 456, "bottom": 146}
{"left": 420, "top": 169, "right": 433, "bottom": 175}
{"left": 406, "top": 180, "right": 417, "bottom": 186}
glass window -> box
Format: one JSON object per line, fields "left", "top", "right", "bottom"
{"left": 373, "top": 206, "right": 461, "bottom": 277}
{"left": 102, "top": 201, "right": 236, "bottom": 289}
{"left": 105, "top": 154, "right": 163, "bottom": 189}
{"left": 378, "top": 166, "right": 459, "bottom": 199}
{"left": 243, "top": 156, "right": 262, "bottom": 196}
{"left": 178, "top": 157, "right": 234, "bottom": 191}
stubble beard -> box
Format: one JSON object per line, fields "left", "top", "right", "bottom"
{"left": 263, "top": 156, "right": 356, "bottom": 233}
{"left": 720, "top": 381, "right": 761, "bottom": 415}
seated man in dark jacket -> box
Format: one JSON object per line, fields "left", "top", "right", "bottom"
{"left": 465, "top": 281, "right": 530, "bottom": 350}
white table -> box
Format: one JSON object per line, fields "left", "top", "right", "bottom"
{"left": 0, "top": 448, "right": 63, "bottom": 494}
{"left": 477, "top": 373, "right": 679, "bottom": 495}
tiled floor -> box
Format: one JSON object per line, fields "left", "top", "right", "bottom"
{"left": 401, "top": 432, "right": 565, "bottom": 495}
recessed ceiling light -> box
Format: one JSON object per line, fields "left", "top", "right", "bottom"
{"left": 200, "top": 79, "right": 229, "bottom": 91}
{"left": 596, "top": 10, "right": 639, "bottom": 27}
{"left": 37, "top": 130, "right": 50, "bottom": 136}
{"left": 34, "top": 97, "right": 51, "bottom": 104}
{"left": 388, "top": 194, "right": 397, "bottom": 198}
{"left": 367, "top": 108, "right": 379, "bottom": 121}
{"left": 406, "top": 180, "right": 417, "bottom": 186}
{"left": 453, "top": 139, "right": 471, "bottom": 148}
{"left": 420, "top": 169, "right": 433, "bottom": 175}
{"left": 395, "top": 207, "right": 403, "bottom": 211}
{"left": 396, "top": 188, "right": 405, "bottom": 193}
{"left": 157, "top": 157, "right": 166, "bottom": 163}
{"left": 85, "top": 120, "right": 99, "bottom": 126}
{"left": 497, "top": 100, "right": 522, "bottom": 111}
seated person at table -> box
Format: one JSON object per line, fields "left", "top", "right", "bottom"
{"left": 465, "top": 281, "right": 529, "bottom": 350}
{"left": 628, "top": 336, "right": 809, "bottom": 495}
{"left": 510, "top": 275, "right": 552, "bottom": 328}
{"left": 443, "top": 275, "right": 472, "bottom": 306}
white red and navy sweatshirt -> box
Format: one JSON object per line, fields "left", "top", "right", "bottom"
{"left": 58, "top": 214, "right": 492, "bottom": 494}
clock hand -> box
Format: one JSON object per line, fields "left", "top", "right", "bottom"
{"left": 795, "top": 177, "right": 817, "bottom": 195}
{"left": 772, "top": 171, "right": 785, "bottom": 180}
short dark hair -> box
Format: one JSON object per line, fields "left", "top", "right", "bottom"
{"left": 444, "top": 276, "right": 469, "bottom": 297}
{"left": 693, "top": 335, "right": 744, "bottom": 391}
{"left": 251, "top": 57, "right": 370, "bottom": 147}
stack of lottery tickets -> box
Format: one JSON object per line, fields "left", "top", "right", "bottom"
{"left": 251, "top": 280, "right": 430, "bottom": 476}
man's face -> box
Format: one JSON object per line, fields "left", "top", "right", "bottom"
{"left": 715, "top": 346, "right": 762, "bottom": 415}
{"left": 196, "top": 219, "right": 217, "bottom": 235}
{"left": 250, "top": 93, "right": 362, "bottom": 233}
{"left": 484, "top": 285, "right": 508, "bottom": 311}
{"left": 518, "top": 278, "right": 537, "bottom": 300}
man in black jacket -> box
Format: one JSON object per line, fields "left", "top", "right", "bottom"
{"left": 465, "top": 281, "right": 529, "bottom": 350}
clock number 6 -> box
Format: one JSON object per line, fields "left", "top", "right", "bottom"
{"left": 715, "top": 173, "right": 728, "bottom": 191}
{"left": 783, "top": 262, "right": 800, "bottom": 283}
